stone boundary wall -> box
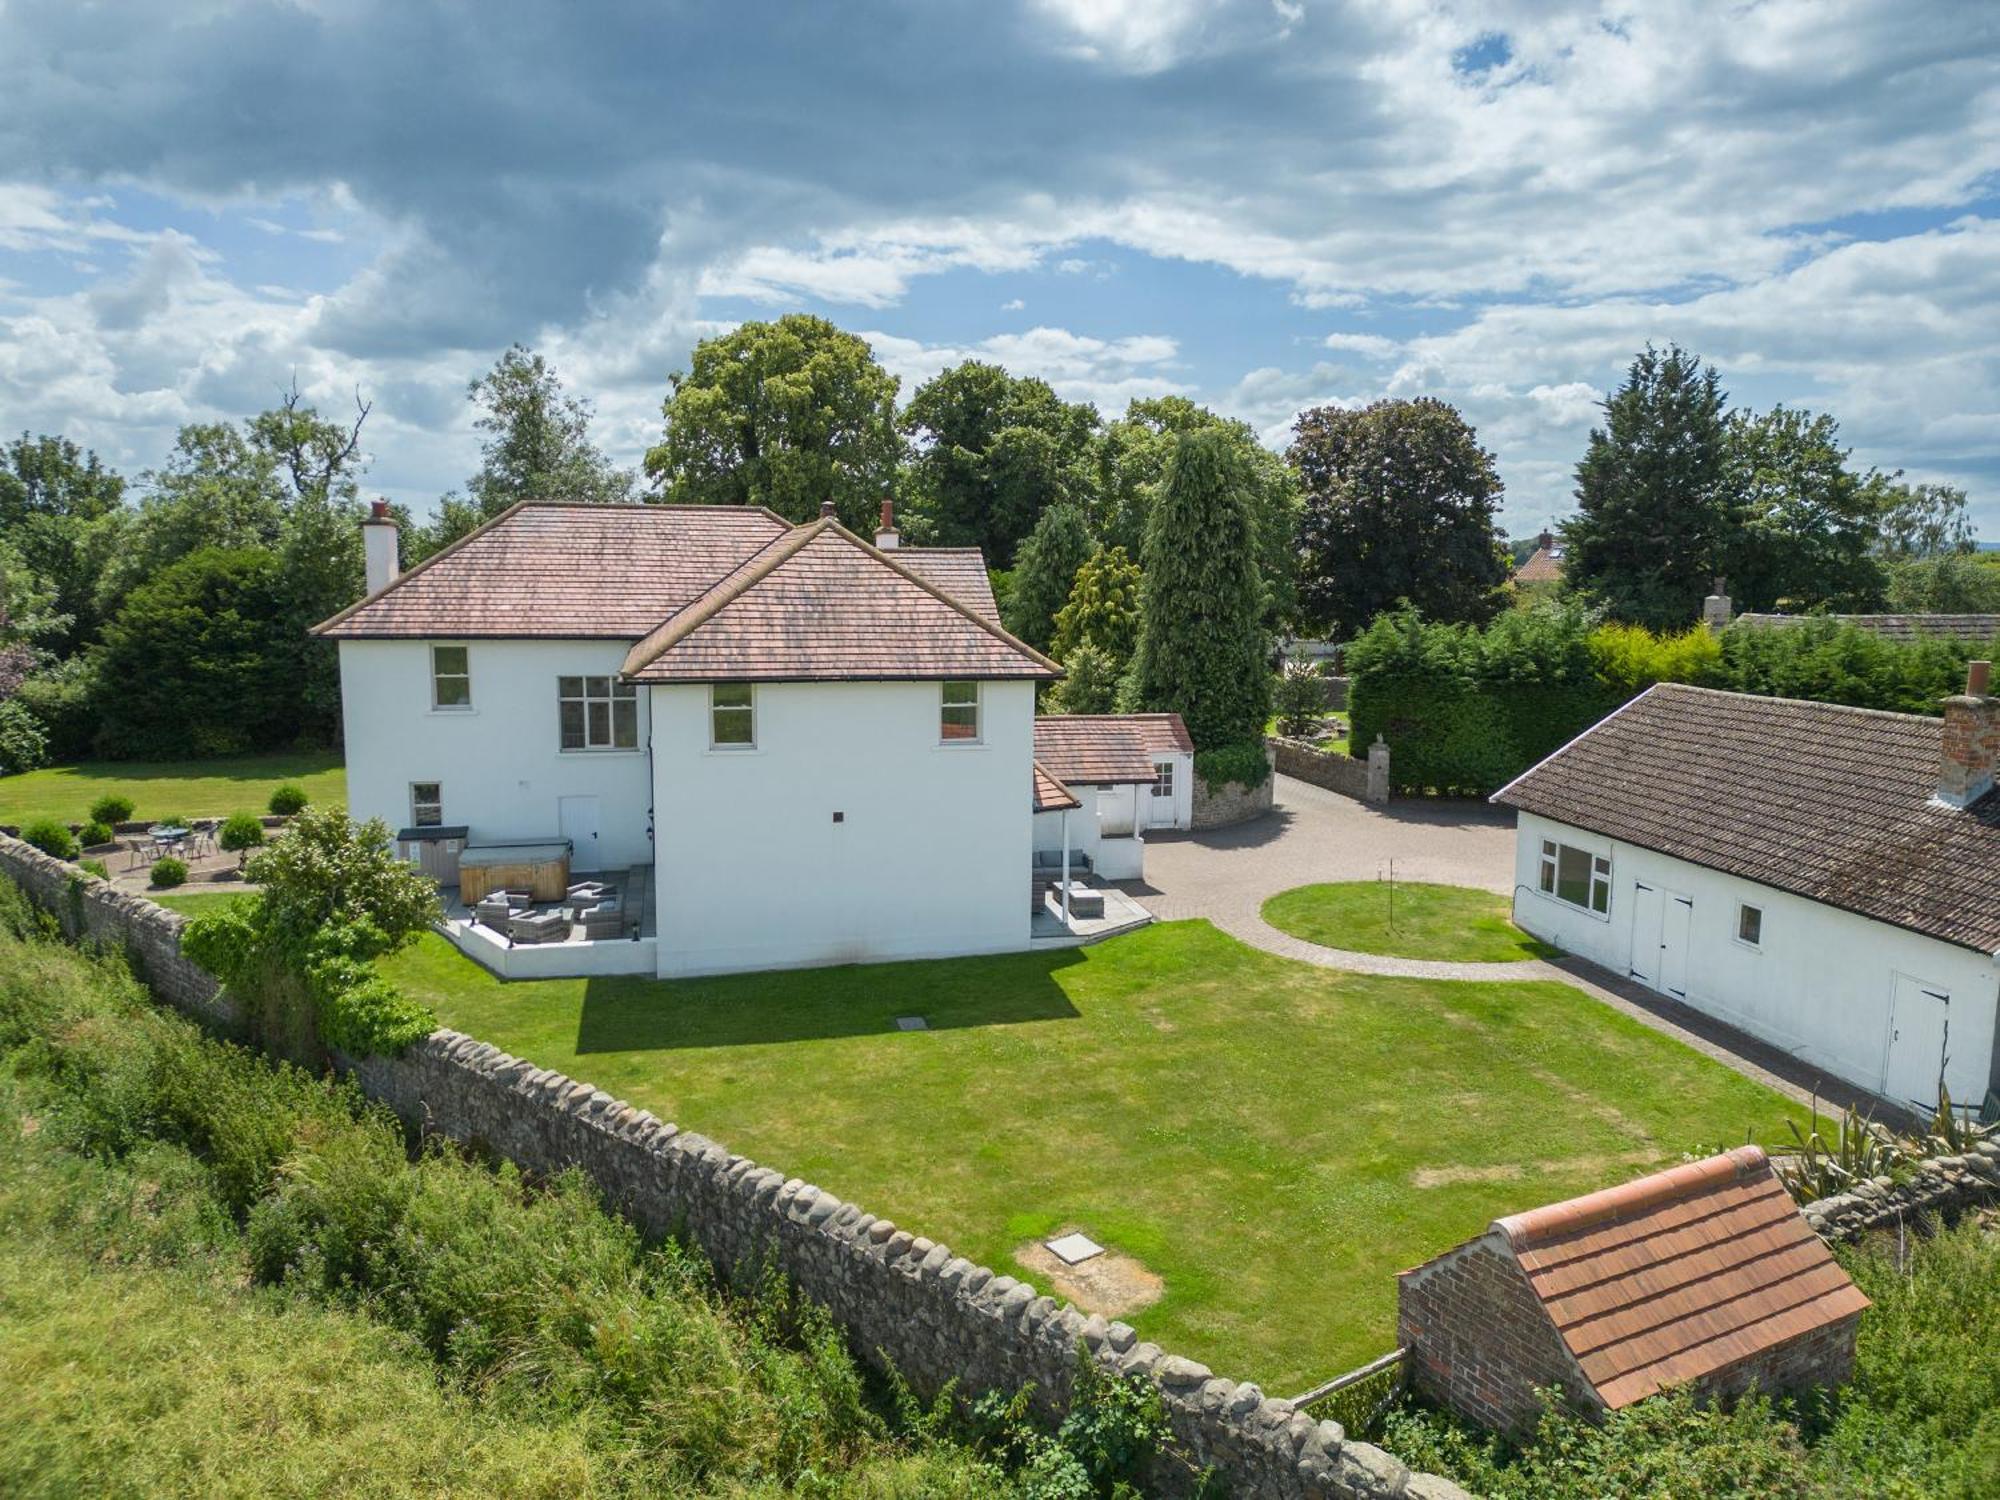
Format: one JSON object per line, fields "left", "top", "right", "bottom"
{"left": 1271, "top": 736, "right": 1377, "bottom": 803}
{"left": 0, "top": 832, "right": 1465, "bottom": 1500}
{"left": 1191, "top": 746, "right": 1277, "bottom": 830}
{"left": 1801, "top": 1138, "right": 2000, "bottom": 1241}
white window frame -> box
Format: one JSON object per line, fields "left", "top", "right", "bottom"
{"left": 710, "top": 682, "right": 755, "bottom": 750}
{"left": 410, "top": 781, "right": 443, "bottom": 828}
{"left": 558, "top": 675, "right": 638, "bottom": 752}
{"left": 1538, "top": 837, "right": 1610, "bottom": 916}
{"left": 429, "top": 644, "right": 471, "bottom": 711}
{"left": 1735, "top": 902, "right": 1764, "bottom": 949}
{"left": 940, "top": 680, "right": 981, "bottom": 744}
{"left": 1151, "top": 759, "right": 1176, "bottom": 798}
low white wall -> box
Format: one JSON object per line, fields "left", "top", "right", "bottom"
{"left": 651, "top": 679, "right": 1034, "bottom": 976}
{"left": 1511, "top": 811, "right": 2000, "bottom": 1108}
{"left": 339, "top": 639, "right": 654, "bottom": 871}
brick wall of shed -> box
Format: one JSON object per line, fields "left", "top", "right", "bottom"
{"left": 1397, "top": 1232, "right": 1598, "bottom": 1437}
{"left": 1690, "top": 1312, "right": 1861, "bottom": 1405}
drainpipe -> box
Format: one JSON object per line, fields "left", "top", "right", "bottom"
{"left": 1060, "top": 808, "right": 1072, "bottom": 926}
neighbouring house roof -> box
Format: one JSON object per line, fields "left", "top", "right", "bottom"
{"left": 895, "top": 548, "right": 1002, "bottom": 628}
{"left": 622, "top": 519, "right": 1059, "bottom": 683}
{"left": 1493, "top": 682, "right": 2000, "bottom": 953}
{"left": 1033, "top": 760, "right": 1082, "bottom": 812}
{"left": 314, "top": 502, "right": 792, "bottom": 639}
{"left": 1515, "top": 542, "right": 1565, "bottom": 584}
{"left": 1733, "top": 612, "right": 2000, "bottom": 643}
{"left": 1490, "top": 1146, "right": 1868, "bottom": 1411}
{"left": 1032, "top": 714, "right": 1185, "bottom": 785}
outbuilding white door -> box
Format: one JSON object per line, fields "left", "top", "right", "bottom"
{"left": 1629, "top": 881, "right": 1693, "bottom": 999}
{"left": 1883, "top": 976, "right": 1950, "bottom": 1111}
{"left": 559, "top": 795, "right": 601, "bottom": 872}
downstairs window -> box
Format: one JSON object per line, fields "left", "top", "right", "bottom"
{"left": 1539, "top": 838, "right": 1610, "bottom": 914}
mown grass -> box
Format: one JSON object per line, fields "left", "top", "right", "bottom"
{"left": 1260, "top": 881, "right": 1554, "bottom": 963}
{"left": 152, "top": 889, "right": 259, "bottom": 917}
{"left": 0, "top": 752, "right": 345, "bottom": 827}
{"left": 388, "top": 919, "right": 1808, "bottom": 1391}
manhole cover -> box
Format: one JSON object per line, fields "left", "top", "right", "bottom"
{"left": 1046, "top": 1231, "right": 1104, "bottom": 1265}
{"left": 894, "top": 1016, "right": 929, "bottom": 1031}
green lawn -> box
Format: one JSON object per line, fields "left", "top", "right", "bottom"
{"left": 0, "top": 754, "right": 345, "bottom": 827}
{"left": 1262, "top": 882, "right": 1555, "bottom": 963}
{"left": 386, "top": 920, "right": 1806, "bottom": 1392}
{"left": 150, "top": 890, "right": 258, "bottom": 917}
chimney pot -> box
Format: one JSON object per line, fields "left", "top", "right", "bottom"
{"left": 819, "top": 498, "right": 836, "bottom": 520}
{"left": 1936, "top": 659, "right": 1998, "bottom": 808}
{"left": 1969, "top": 659, "right": 1992, "bottom": 697}
{"left": 370, "top": 498, "right": 390, "bottom": 520}
{"left": 875, "top": 496, "right": 900, "bottom": 549}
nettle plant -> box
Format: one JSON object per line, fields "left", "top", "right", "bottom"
{"left": 182, "top": 805, "right": 441, "bottom": 1057}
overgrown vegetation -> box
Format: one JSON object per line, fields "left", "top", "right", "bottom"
{"left": 0, "top": 877, "right": 1177, "bottom": 1498}
{"left": 1379, "top": 1215, "right": 2000, "bottom": 1498}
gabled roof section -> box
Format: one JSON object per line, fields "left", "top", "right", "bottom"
{"left": 1033, "top": 760, "right": 1082, "bottom": 812}
{"left": 314, "top": 502, "right": 791, "bottom": 639}
{"left": 622, "top": 519, "right": 1060, "bottom": 683}
{"left": 1734, "top": 612, "right": 2000, "bottom": 644}
{"left": 1495, "top": 1147, "right": 1868, "bottom": 1410}
{"left": 1033, "top": 715, "right": 1173, "bottom": 785}
{"left": 1516, "top": 542, "right": 1565, "bottom": 584}
{"left": 896, "top": 548, "right": 1002, "bottom": 628}
{"left": 1493, "top": 682, "right": 2000, "bottom": 953}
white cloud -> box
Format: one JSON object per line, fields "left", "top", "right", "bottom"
{"left": 867, "top": 324, "right": 1188, "bottom": 411}
{"left": 1000, "top": 297, "right": 1026, "bottom": 310}
{"left": 1321, "top": 332, "right": 1399, "bottom": 359}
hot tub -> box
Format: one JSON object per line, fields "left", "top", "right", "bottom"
{"left": 457, "top": 840, "right": 572, "bottom": 904}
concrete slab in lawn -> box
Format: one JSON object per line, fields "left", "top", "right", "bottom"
{"left": 894, "top": 1016, "right": 929, "bottom": 1031}
{"left": 1047, "top": 1231, "right": 1105, "bottom": 1265}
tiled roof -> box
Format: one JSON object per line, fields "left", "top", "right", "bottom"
{"left": 896, "top": 549, "right": 1002, "bottom": 628}
{"left": 1033, "top": 760, "right": 1082, "bottom": 812}
{"left": 1032, "top": 714, "right": 1178, "bottom": 784}
{"left": 1735, "top": 613, "right": 2000, "bottom": 644}
{"left": 622, "top": 520, "right": 1059, "bottom": 682}
{"left": 1493, "top": 683, "right": 2000, "bottom": 952}
{"left": 315, "top": 502, "right": 790, "bottom": 639}
{"left": 1516, "top": 544, "right": 1565, "bottom": 583}
{"left": 1496, "top": 1146, "right": 1869, "bottom": 1410}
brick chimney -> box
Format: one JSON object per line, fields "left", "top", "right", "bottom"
{"left": 875, "top": 497, "right": 900, "bottom": 550}
{"left": 1536, "top": 529, "right": 1553, "bottom": 551}
{"left": 1701, "top": 576, "right": 1732, "bottom": 631}
{"left": 362, "top": 499, "right": 400, "bottom": 597}
{"left": 1936, "top": 660, "right": 1998, "bottom": 809}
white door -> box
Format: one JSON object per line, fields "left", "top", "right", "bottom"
{"left": 1146, "top": 759, "right": 1179, "bottom": 830}
{"left": 559, "top": 795, "right": 602, "bottom": 872}
{"left": 1884, "top": 977, "right": 1950, "bottom": 1111}
{"left": 1628, "top": 882, "right": 1692, "bottom": 998}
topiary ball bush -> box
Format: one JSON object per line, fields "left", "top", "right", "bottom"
{"left": 21, "top": 818, "right": 79, "bottom": 861}
{"left": 79, "top": 819, "right": 115, "bottom": 848}
{"left": 220, "top": 812, "right": 266, "bottom": 861}
{"left": 268, "top": 783, "right": 309, "bottom": 817}
{"left": 88, "top": 793, "right": 136, "bottom": 826}
{"left": 150, "top": 856, "right": 188, "bottom": 889}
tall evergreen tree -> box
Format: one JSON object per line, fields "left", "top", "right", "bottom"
{"left": 1127, "top": 429, "right": 1269, "bottom": 749}
{"left": 1001, "top": 503, "right": 1095, "bottom": 651}
{"left": 1051, "top": 544, "right": 1142, "bottom": 667}
{"left": 469, "top": 345, "right": 632, "bottom": 513}
{"left": 1563, "top": 346, "right": 1733, "bottom": 629}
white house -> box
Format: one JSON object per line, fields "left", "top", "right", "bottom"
{"left": 1493, "top": 676, "right": 2000, "bottom": 1117}
{"left": 316, "top": 498, "right": 1168, "bottom": 979}
{"left": 1030, "top": 714, "right": 1194, "bottom": 880}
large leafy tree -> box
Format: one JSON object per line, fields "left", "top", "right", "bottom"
{"left": 468, "top": 344, "right": 633, "bottom": 515}
{"left": 1563, "top": 346, "right": 1734, "bottom": 629}
{"left": 1001, "top": 503, "right": 1095, "bottom": 651}
{"left": 1096, "top": 397, "right": 1299, "bottom": 628}
{"left": 97, "top": 422, "right": 288, "bottom": 610}
{"left": 0, "top": 434, "right": 126, "bottom": 657}
{"left": 901, "top": 361, "right": 1099, "bottom": 565}
{"left": 1723, "top": 405, "right": 1886, "bottom": 612}
{"left": 1870, "top": 477, "right": 1976, "bottom": 559}
{"left": 1289, "top": 397, "right": 1507, "bottom": 639}
{"left": 1127, "top": 428, "right": 1270, "bottom": 749}
{"left": 646, "top": 315, "right": 902, "bottom": 528}
{"left": 93, "top": 547, "right": 298, "bottom": 758}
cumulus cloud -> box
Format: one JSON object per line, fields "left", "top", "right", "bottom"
{"left": 868, "top": 324, "right": 1188, "bottom": 411}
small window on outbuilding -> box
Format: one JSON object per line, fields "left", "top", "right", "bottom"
{"left": 1737, "top": 903, "right": 1763, "bottom": 947}
{"left": 1539, "top": 838, "right": 1610, "bottom": 915}
{"left": 711, "top": 683, "right": 754, "bottom": 748}
{"left": 941, "top": 680, "right": 980, "bottom": 742}
{"left": 431, "top": 645, "right": 470, "bottom": 709}
{"left": 411, "top": 782, "right": 443, "bottom": 827}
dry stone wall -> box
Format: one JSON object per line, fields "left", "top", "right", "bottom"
{"left": 0, "top": 831, "right": 1465, "bottom": 1500}
{"left": 1799, "top": 1140, "right": 2000, "bottom": 1240}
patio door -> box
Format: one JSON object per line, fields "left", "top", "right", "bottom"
{"left": 1883, "top": 976, "right": 1949, "bottom": 1111}
{"left": 559, "top": 795, "right": 601, "bottom": 871}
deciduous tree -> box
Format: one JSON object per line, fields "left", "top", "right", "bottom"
{"left": 0, "top": 433, "right": 126, "bottom": 657}
{"left": 1723, "top": 405, "right": 1885, "bottom": 612}
{"left": 468, "top": 345, "right": 632, "bottom": 513}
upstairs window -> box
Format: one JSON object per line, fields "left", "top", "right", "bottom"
{"left": 710, "top": 683, "right": 755, "bottom": 748}
{"left": 559, "top": 676, "right": 637, "bottom": 750}
{"left": 411, "top": 782, "right": 443, "bottom": 828}
{"left": 431, "top": 645, "right": 470, "bottom": 709}
{"left": 941, "top": 680, "right": 980, "bottom": 742}
{"left": 1151, "top": 760, "right": 1176, "bottom": 798}
{"left": 1539, "top": 838, "right": 1610, "bottom": 914}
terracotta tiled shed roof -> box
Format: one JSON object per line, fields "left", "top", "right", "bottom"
{"left": 1735, "top": 612, "right": 2000, "bottom": 644}
{"left": 622, "top": 520, "right": 1058, "bottom": 682}
{"left": 1493, "top": 683, "right": 2000, "bottom": 953}
{"left": 315, "top": 502, "right": 790, "bottom": 638}
{"left": 1032, "top": 715, "right": 1178, "bottom": 784}
{"left": 1033, "top": 760, "right": 1082, "bottom": 812}
{"left": 1495, "top": 1146, "right": 1869, "bottom": 1410}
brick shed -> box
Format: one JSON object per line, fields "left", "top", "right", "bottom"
{"left": 1396, "top": 1145, "right": 1868, "bottom": 1435}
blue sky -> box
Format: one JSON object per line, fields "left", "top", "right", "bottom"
{"left": 2, "top": 0, "right": 1997, "bottom": 536}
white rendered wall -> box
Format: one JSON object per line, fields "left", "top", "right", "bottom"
{"left": 1509, "top": 811, "right": 2000, "bottom": 1108}
{"left": 1032, "top": 784, "right": 1145, "bottom": 879}
{"left": 651, "top": 679, "right": 1034, "bottom": 976}
{"left": 337, "top": 639, "right": 654, "bottom": 872}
